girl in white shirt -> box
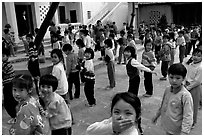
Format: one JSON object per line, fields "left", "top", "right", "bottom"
{"left": 51, "top": 49, "right": 69, "bottom": 104}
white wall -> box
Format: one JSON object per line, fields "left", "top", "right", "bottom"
{"left": 82, "top": 2, "right": 105, "bottom": 25}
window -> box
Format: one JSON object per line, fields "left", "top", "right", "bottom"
{"left": 87, "top": 11, "right": 91, "bottom": 19}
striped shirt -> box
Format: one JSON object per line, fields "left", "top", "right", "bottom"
{"left": 28, "top": 42, "right": 38, "bottom": 60}
{"left": 2, "top": 60, "right": 15, "bottom": 85}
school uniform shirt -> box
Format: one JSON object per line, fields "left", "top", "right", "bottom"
{"left": 176, "top": 36, "right": 186, "bottom": 46}
{"left": 28, "top": 42, "right": 38, "bottom": 61}
{"left": 141, "top": 50, "right": 156, "bottom": 67}
{"left": 83, "top": 35, "right": 92, "bottom": 49}
{"left": 86, "top": 118, "right": 138, "bottom": 135}
{"left": 9, "top": 96, "right": 50, "bottom": 135}
{"left": 128, "top": 58, "right": 152, "bottom": 73}
{"left": 105, "top": 48, "right": 115, "bottom": 62}
{"left": 159, "top": 85, "right": 193, "bottom": 134}
{"left": 186, "top": 61, "right": 202, "bottom": 90}
{"left": 127, "top": 40, "right": 137, "bottom": 55}
{"left": 52, "top": 62, "right": 68, "bottom": 95}
{"left": 45, "top": 92, "right": 72, "bottom": 130}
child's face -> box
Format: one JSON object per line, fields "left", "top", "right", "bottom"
{"left": 51, "top": 53, "right": 60, "bottom": 65}
{"left": 163, "top": 37, "right": 168, "bottom": 43}
{"left": 2, "top": 54, "right": 8, "bottom": 62}
{"left": 39, "top": 85, "right": 53, "bottom": 100}
{"left": 192, "top": 52, "right": 202, "bottom": 63}
{"left": 84, "top": 52, "right": 91, "bottom": 59}
{"left": 12, "top": 86, "right": 29, "bottom": 102}
{"left": 112, "top": 99, "right": 136, "bottom": 124}
{"left": 168, "top": 74, "right": 185, "bottom": 89}
{"left": 145, "top": 42, "right": 152, "bottom": 52}
{"left": 124, "top": 51, "right": 131, "bottom": 59}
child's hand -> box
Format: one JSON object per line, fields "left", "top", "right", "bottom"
{"left": 112, "top": 119, "right": 133, "bottom": 134}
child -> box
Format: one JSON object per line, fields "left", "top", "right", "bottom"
{"left": 117, "top": 30, "right": 127, "bottom": 64}
{"left": 152, "top": 63, "right": 193, "bottom": 135}
{"left": 2, "top": 46, "right": 18, "bottom": 124}
{"left": 80, "top": 29, "right": 93, "bottom": 49}
{"left": 9, "top": 74, "right": 50, "bottom": 135}
{"left": 26, "top": 34, "right": 41, "bottom": 95}
{"left": 176, "top": 30, "right": 186, "bottom": 63}
{"left": 141, "top": 40, "right": 157, "bottom": 97}
{"left": 154, "top": 29, "right": 163, "bottom": 64}
{"left": 169, "top": 31, "right": 176, "bottom": 65}
{"left": 3, "top": 28, "right": 16, "bottom": 57}
{"left": 104, "top": 39, "right": 116, "bottom": 89}
{"left": 159, "top": 34, "right": 171, "bottom": 80}
{"left": 76, "top": 38, "right": 86, "bottom": 84}
{"left": 50, "top": 49, "right": 69, "bottom": 103}
{"left": 127, "top": 34, "right": 137, "bottom": 58}
{"left": 82, "top": 48, "right": 96, "bottom": 107}
{"left": 86, "top": 92, "right": 142, "bottom": 135}
{"left": 62, "top": 44, "right": 80, "bottom": 100}
{"left": 39, "top": 74, "right": 72, "bottom": 135}
{"left": 52, "top": 33, "right": 61, "bottom": 49}
{"left": 62, "top": 29, "right": 71, "bottom": 45}
{"left": 124, "top": 46, "right": 156, "bottom": 96}
{"left": 185, "top": 48, "right": 202, "bottom": 128}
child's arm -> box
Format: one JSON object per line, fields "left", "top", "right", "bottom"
{"left": 131, "top": 59, "right": 157, "bottom": 75}
{"left": 186, "top": 67, "right": 202, "bottom": 91}
{"left": 86, "top": 118, "right": 113, "bottom": 135}
{"left": 180, "top": 93, "right": 194, "bottom": 134}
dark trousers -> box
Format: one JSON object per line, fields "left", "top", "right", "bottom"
{"left": 107, "top": 61, "right": 116, "bottom": 88}
{"left": 179, "top": 46, "right": 186, "bottom": 63}
{"left": 144, "top": 71, "right": 153, "bottom": 95}
{"left": 68, "top": 71, "right": 80, "bottom": 99}
{"left": 128, "top": 75, "right": 140, "bottom": 96}
{"left": 185, "top": 42, "right": 190, "bottom": 56}
{"left": 118, "top": 46, "right": 126, "bottom": 64}
{"left": 3, "top": 82, "right": 18, "bottom": 118}
{"left": 52, "top": 127, "right": 72, "bottom": 135}
{"left": 28, "top": 59, "right": 41, "bottom": 77}
{"left": 84, "top": 79, "right": 96, "bottom": 105}
{"left": 101, "top": 47, "right": 105, "bottom": 57}
{"left": 161, "top": 61, "right": 169, "bottom": 77}
{"left": 155, "top": 45, "right": 161, "bottom": 63}
{"left": 188, "top": 40, "right": 197, "bottom": 54}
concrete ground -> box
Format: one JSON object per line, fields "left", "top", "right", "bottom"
{"left": 2, "top": 41, "right": 202, "bottom": 135}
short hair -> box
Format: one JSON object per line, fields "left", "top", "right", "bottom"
{"left": 109, "top": 33, "right": 115, "bottom": 38}
{"left": 39, "top": 74, "right": 58, "bottom": 92}
{"left": 34, "top": 28, "right": 39, "bottom": 34}
{"left": 50, "top": 49, "right": 64, "bottom": 61}
{"left": 111, "top": 92, "right": 141, "bottom": 122}
{"left": 76, "top": 39, "right": 85, "bottom": 47}
{"left": 62, "top": 43, "right": 72, "bottom": 52}
{"left": 84, "top": 48, "right": 94, "bottom": 59}
{"left": 104, "top": 39, "right": 113, "bottom": 48}
{"left": 124, "top": 46, "right": 136, "bottom": 59}
{"left": 168, "top": 63, "right": 187, "bottom": 78}
{"left": 12, "top": 74, "right": 33, "bottom": 91}
{"left": 5, "top": 24, "right": 11, "bottom": 29}
{"left": 127, "top": 34, "right": 134, "bottom": 39}
{"left": 120, "top": 30, "right": 126, "bottom": 35}
{"left": 80, "top": 29, "right": 88, "bottom": 36}
{"left": 192, "top": 48, "right": 202, "bottom": 55}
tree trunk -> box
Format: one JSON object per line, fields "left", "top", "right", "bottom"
{"left": 129, "top": 2, "right": 135, "bottom": 27}
{"left": 34, "top": 2, "right": 59, "bottom": 52}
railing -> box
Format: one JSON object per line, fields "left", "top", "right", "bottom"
{"left": 58, "top": 22, "right": 82, "bottom": 32}
{"left": 87, "top": 2, "right": 119, "bottom": 25}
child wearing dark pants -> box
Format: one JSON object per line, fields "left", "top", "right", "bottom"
{"left": 2, "top": 46, "right": 18, "bottom": 123}
{"left": 124, "top": 46, "right": 156, "bottom": 97}
{"left": 176, "top": 30, "right": 186, "bottom": 63}
{"left": 83, "top": 48, "right": 96, "bottom": 107}
{"left": 104, "top": 39, "right": 116, "bottom": 89}
{"left": 142, "top": 40, "right": 156, "bottom": 97}
{"left": 68, "top": 71, "right": 80, "bottom": 99}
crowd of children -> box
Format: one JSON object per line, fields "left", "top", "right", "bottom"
{"left": 2, "top": 20, "right": 202, "bottom": 135}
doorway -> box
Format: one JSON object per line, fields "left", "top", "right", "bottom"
{"left": 70, "top": 10, "right": 77, "bottom": 23}
{"left": 15, "top": 4, "right": 34, "bottom": 36}
{"left": 59, "top": 6, "right": 66, "bottom": 23}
